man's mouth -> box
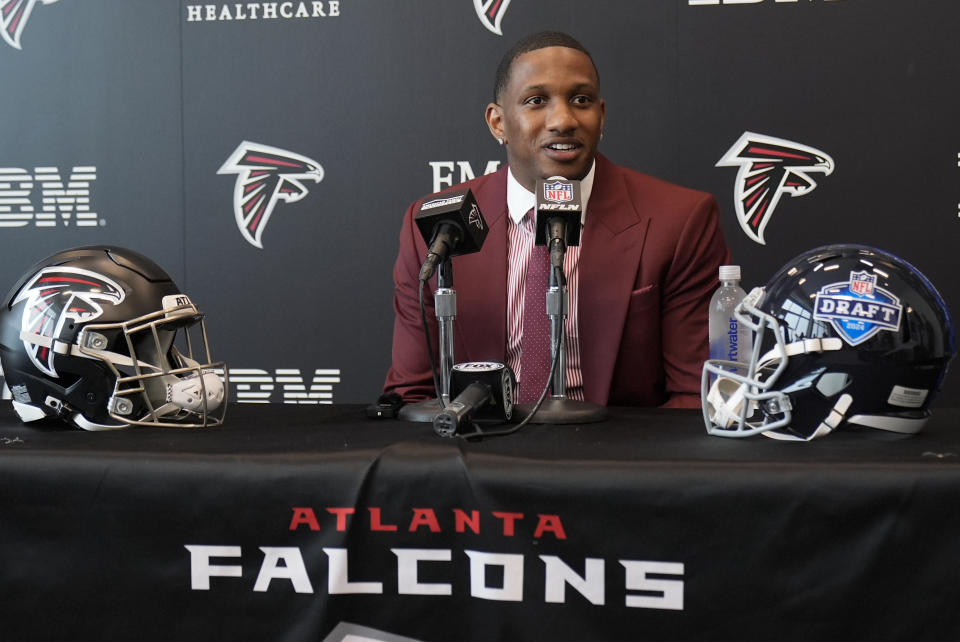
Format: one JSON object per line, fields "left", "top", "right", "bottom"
{"left": 546, "top": 142, "right": 580, "bottom": 152}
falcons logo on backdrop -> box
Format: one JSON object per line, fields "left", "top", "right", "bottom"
{"left": 218, "top": 141, "right": 324, "bottom": 249}
{"left": 473, "top": 0, "right": 511, "bottom": 35}
{"left": 1, "top": 0, "right": 59, "bottom": 50}
{"left": 716, "top": 132, "right": 834, "bottom": 245}
{"left": 14, "top": 267, "right": 125, "bottom": 377}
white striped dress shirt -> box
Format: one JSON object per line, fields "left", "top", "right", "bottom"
{"left": 505, "top": 162, "right": 596, "bottom": 401}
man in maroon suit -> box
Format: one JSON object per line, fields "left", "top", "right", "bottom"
{"left": 383, "top": 31, "right": 729, "bottom": 409}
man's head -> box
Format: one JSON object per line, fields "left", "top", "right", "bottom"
{"left": 485, "top": 31, "right": 605, "bottom": 192}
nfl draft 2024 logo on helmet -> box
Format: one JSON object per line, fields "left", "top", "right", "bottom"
{"left": 1, "top": 0, "right": 58, "bottom": 50}
{"left": 716, "top": 132, "right": 834, "bottom": 245}
{"left": 813, "top": 270, "right": 902, "bottom": 346}
{"left": 473, "top": 0, "right": 511, "bottom": 35}
{"left": 218, "top": 142, "right": 324, "bottom": 249}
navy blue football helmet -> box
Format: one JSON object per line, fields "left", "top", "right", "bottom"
{"left": 703, "top": 245, "right": 955, "bottom": 441}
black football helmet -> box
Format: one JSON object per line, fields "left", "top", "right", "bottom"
{"left": 0, "top": 246, "right": 226, "bottom": 430}
{"left": 702, "top": 244, "right": 955, "bottom": 440}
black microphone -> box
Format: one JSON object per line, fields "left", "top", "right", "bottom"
{"left": 535, "top": 178, "right": 582, "bottom": 268}
{"left": 432, "top": 362, "right": 515, "bottom": 437}
{"left": 415, "top": 188, "right": 488, "bottom": 281}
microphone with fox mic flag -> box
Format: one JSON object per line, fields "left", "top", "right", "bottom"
{"left": 415, "top": 188, "right": 488, "bottom": 282}
{"left": 433, "top": 362, "right": 515, "bottom": 437}
{"left": 535, "top": 178, "right": 582, "bottom": 269}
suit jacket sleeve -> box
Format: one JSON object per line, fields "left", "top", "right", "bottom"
{"left": 659, "top": 192, "right": 729, "bottom": 408}
{"left": 382, "top": 198, "right": 437, "bottom": 402}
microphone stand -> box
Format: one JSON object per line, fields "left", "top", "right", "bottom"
{"left": 398, "top": 257, "right": 455, "bottom": 422}
{"left": 435, "top": 257, "right": 456, "bottom": 404}
{"left": 514, "top": 240, "right": 607, "bottom": 424}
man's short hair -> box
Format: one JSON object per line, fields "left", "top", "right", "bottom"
{"left": 493, "top": 31, "right": 599, "bottom": 103}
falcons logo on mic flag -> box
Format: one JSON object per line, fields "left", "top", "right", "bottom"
{"left": 716, "top": 132, "right": 834, "bottom": 245}
{"left": 1, "top": 0, "right": 58, "bottom": 50}
{"left": 218, "top": 142, "right": 324, "bottom": 249}
{"left": 473, "top": 0, "right": 512, "bottom": 35}
{"left": 13, "top": 267, "right": 124, "bottom": 378}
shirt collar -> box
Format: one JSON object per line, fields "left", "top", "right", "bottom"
{"left": 506, "top": 159, "right": 596, "bottom": 225}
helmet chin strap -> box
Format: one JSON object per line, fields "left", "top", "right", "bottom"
{"left": 705, "top": 377, "right": 750, "bottom": 429}
{"left": 763, "top": 393, "right": 853, "bottom": 441}
{"left": 72, "top": 412, "right": 127, "bottom": 431}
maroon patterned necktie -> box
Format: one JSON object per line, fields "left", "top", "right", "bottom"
{"left": 519, "top": 211, "right": 552, "bottom": 403}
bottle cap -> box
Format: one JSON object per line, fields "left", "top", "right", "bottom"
{"left": 718, "top": 265, "right": 741, "bottom": 281}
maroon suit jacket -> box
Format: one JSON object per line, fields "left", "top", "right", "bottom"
{"left": 383, "top": 154, "right": 729, "bottom": 408}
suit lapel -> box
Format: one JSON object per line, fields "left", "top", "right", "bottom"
{"left": 578, "top": 155, "right": 649, "bottom": 403}
{"left": 444, "top": 158, "right": 649, "bottom": 397}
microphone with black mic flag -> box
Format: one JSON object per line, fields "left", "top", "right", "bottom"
{"left": 433, "top": 362, "right": 515, "bottom": 437}
{"left": 535, "top": 178, "right": 582, "bottom": 268}
{"left": 415, "top": 188, "right": 488, "bottom": 281}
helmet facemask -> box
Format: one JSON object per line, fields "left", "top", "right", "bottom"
{"left": 702, "top": 287, "right": 852, "bottom": 441}
{"left": 76, "top": 297, "right": 227, "bottom": 429}
{"left": 703, "top": 287, "right": 792, "bottom": 437}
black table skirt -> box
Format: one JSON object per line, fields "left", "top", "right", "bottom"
{"left": 2, "top": 403, "right": 958, "bottom": 641}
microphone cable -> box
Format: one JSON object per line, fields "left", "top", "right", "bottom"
{"left": 456, "top": 264, "right": 568, "bottom": 441}
{"left": 456, "top": 325, "right": 562, "bottom": 441}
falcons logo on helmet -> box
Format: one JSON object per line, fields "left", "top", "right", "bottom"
{"left": 13, "top": 267, "right": 125, "bottom": 378}
{"left": 473, "top": 0, "right": 512, "bottom": 36}
{"left": 716, "top": 132, "right": 834, "bottom": 245}
{"left": 1, "top": 0, "right": 59, "bottom": 50}
{"left": 218, "top": 141, "right": 324, "bottom": 249}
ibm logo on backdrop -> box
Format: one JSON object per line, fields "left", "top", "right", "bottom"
{"left": 0, "top": 167, "right": 102, "bottom": 228}
{"left": 429, "top": 160, "right": 501, "bottom": 193}
{"left": 216, "top": 368, "right": 341, "bottom": 404}
{"left": 2, "top": 368, "right": 342, "bottom": 405}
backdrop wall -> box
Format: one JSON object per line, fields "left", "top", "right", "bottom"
{"left": 1, "top": 0, "right": 957, "bottom": 405}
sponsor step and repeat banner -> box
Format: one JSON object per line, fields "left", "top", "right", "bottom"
{"left": 1, "top": 0, "right": 959, "bottom": 639}
{"left": 1, "top": 1, "right": 958, "bottom": 405}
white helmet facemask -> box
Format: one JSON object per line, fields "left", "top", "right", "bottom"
{"left": 701, "top": 287, "right": 847, "bottom": 441}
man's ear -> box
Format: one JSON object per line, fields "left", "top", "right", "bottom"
{"left": 485, "top": 102, "right": 505, "bottom": 143}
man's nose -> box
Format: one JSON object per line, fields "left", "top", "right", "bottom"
{"left": 545, "top": 101, "right": 577, "bottom": 132}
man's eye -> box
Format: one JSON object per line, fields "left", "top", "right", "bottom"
{"left": 572, "top": 95, "right": 592, "bottom": 105}
{"left": 525, "top": 96, "right": 544, "bottom": 105}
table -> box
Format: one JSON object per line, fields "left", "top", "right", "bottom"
{"left": 1, "top": 403, "right": 958, "bottom": 641}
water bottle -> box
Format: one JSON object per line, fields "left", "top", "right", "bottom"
{"left": 708, "top": 265, "right": 752, "bottom": 373}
